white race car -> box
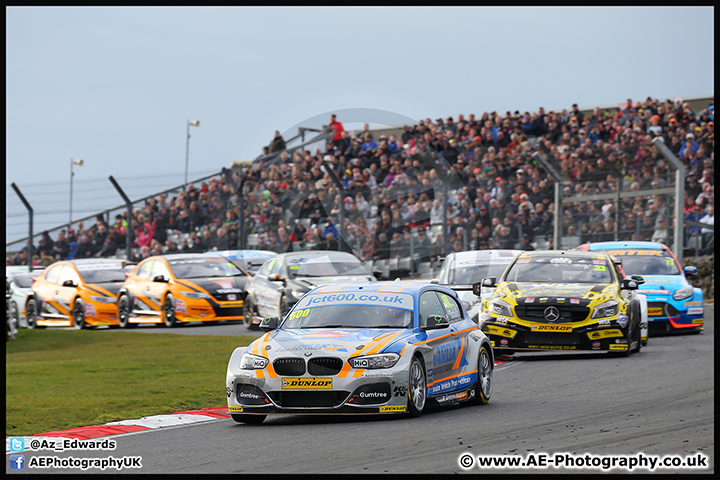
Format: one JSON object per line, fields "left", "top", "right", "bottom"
{"left": 432, "top": 250, "right": 523, "bottom": 324}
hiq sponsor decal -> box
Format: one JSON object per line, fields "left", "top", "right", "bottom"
{"left": 687, "top": 307, "right": 704, "bottom": 315}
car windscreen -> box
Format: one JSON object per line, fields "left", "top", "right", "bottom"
{"left": 504, "top": 257, "right": 613, "bottom": 284}
{"left": 169, "top": 259, "right": 243, "bottom": 279}
{"left": 79, "top": 269, "right": 126, "bottom": 284}
{"left": 599, "top": 249, "right": 681, "bottom": 276}
{"left": 451, "top": 262, "right": 511, "bottom": 284}
{"left": 286, "top": 258, "right": 370, "bottom": 278}
{"left": 283, "top": 292, "right": 414, "bottom": 328}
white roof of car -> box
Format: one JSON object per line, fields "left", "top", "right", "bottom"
{"left": 445, "top": 249, "right": 523, "bottom": 265}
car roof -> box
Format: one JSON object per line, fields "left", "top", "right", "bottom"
{"left": 446, "top": 249, "right": 523, "bottom": 262}
{"left": 157, "top": 253, "right": 211, "bottom": 261}
{"left": 208, "top": 250, "right": 277, "bottom": 259}
{"left": 68, "top": 259, "right": 128, "bottom": 270}
{"left": 307, "top": 280, "right": 455, "bottom": 297}
{"left": 279, "top": 251, "right": 364, "bottom": 262}
{"left": 581, "top": 241, "right": 666, "bottom": 251}
{"left": 518, "top": 250, "right": 610, "bottom": 259}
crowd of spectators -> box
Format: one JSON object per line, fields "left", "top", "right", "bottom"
{"left": 8, "top": 96, "right": 715, "bottom": 270}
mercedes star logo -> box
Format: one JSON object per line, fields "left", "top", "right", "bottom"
{"left": 544, "top": 306, "right": 560, "bottom": 322}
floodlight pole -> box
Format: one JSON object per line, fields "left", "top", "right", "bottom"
{"left": 109, "top": 176, "right": 135, "bottom": 261}
{"left": 532, "top": 152, "right": 564, "bottom": 250}
{"left": 651, "top": 137, "right": 685, "bottom": 266}
{"left": 11, "top": 183, "right": 34, "bottom": 271}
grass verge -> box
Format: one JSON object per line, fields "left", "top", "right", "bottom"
{"left": 6, "top": 329, "right": 255, "bottom": 437}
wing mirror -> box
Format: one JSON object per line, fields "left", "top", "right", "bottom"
{"left": 621, "top": 278, "right": 639, "bottom": 290}
{"left": 260, "top": 317, "right": 279, "bottom": 331}
{"left": 422, "top": 314, "right": 450, "bottom": 331}
{"left": 62, "top": 279, "right": 78, "bottom": 288}
{"left": 474, "top": 277, "right": 496, "bottom": 295}
{"left": 630, "top": 275, "right": 645, "bottom": 285}
{"left": 684, "top": 266, "right": 698, "bottom": 277}
{"left": 153, "top": 274, "right": 168, "bottom": 283}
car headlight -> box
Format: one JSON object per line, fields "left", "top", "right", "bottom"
{"left": 349, "top": 353, "right": 399, "bottom": 369}
{"left": 489, "top": 298, "right": 513, "bottom": 317}
{"left": 90, "top": 296, "right": 116, "bottom": 304}
{"left": 182, "top": 291, "right": 211, "bottom": 300}
{"left": 592, "top": 300, "right": 619, "bottom": 319}
{"left": 239, "top": 353, "right": 269, "bottom": 370}
{"left": 672, "top": 286, "right": 694, "bottom": 301}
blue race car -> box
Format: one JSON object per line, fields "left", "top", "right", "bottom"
{"left": 226, "top": 281, "right": 494, "bottom": 424}
{"left": 578, "top": 241, "right": 704, "bottom": 334}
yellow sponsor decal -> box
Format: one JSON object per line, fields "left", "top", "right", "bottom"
{"left": 281, "top": 378, "right": 332, "bottom": 389}
{"left": 379, "top": 405, "right": 407, "bottom": 413}
{"left": 485, "top": 325, "right": 517, "bottom": 338}
{"left": 692, "top": 318, "right": 704, "bottom": 324}
{"left": 586, "top": 329, "right": 624, "bottom": 340}
{"left": 609, "top": 344, "right": 628, "bottom": 350}
{"left": 228, "top": 406, "right": 244, "bottom": 413}
{"left": 648, "top": 307, "right": 664, "bottom": 317}
{"left": 220, "top": 301, "right": 244, "bottom": 308}
{"left": 531, "top": 324, "right": 573, "bottom": 333}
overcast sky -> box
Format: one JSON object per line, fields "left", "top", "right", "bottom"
{"left": 5, "top": 6, "right": 714, "bottom": 246}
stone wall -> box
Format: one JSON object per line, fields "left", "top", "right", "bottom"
{"left": 685, "top": 254, "right": 714, "bottom": 303}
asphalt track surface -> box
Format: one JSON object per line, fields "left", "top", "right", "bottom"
{"left": 6, "top": 305, "right": 714, "bottom": 474}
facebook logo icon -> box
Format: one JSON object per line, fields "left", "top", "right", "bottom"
{"left": 9, "top": 454, "right": 25, "bottom": 470}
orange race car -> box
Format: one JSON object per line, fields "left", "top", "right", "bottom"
{"left": 117, "top": 253, "right": 251, "bottom": 328}
{"left": 25, "top": 259, "right": 128, "bottom": 329}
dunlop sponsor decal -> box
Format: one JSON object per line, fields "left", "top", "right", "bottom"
{"left": 609, "top": 344, "right": 628, "bottom": 350}
{"left": 379, "top": 405, "right": 407, "bottom": 413}
{"left": 282, "top": 378, "right": 332, "bottom": 389}
{"left": 531, "top": 324, "right": 573, "bottom": 333}
{"left": 228, "top": 406, "right": 244, "bottom": 413}
{"left": 648, "top": 307, "right": 664, "bottom": 317}
{"left": 692, "top": 318, "right": 704, "bottom": 324}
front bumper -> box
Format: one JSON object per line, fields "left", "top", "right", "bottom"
{"left": 481, "top": 318, "right": 632, "bottom": 353}
{"left": 226, "top": 358, "right": 411, "bottom": 415}
{"left": 644, "top": 297, "right": 704, "bottom": 331}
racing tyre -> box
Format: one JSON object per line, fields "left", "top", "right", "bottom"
{"left": 25, "top": 299, "right": 44, "bottom": 329}
{"left": 117, "top": 295, "right": 136, "bottom": 328}
{"left": 243, "top": 297, "right": 257, "bottom": 330}
{"left": 231, "top": 414, "right": 266, "bottom": 425}
{"left": 164, "top": 294, "right": 177, "bottom": 327}
{"left": 72, "top": 300, "right": 86, "bottom": 330}
{"left": 407, "top": 355, "right": 427, "bottom": 417}
{"left": 469, "top": 345, "right": 493, "bottom": 405}
{"left": 622, "top": 304, "right": 642, "bottom": 357}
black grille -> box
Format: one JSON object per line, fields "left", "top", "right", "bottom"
{"left": 212, "top": 293, "right": 243, "bottom": 302}
{"left": 523, "top": 332, "right": 583, "bottom": 345}
{"left": 273, "top": 358, "right": 306, "bottom": 376}
{"left": 515, "top": 305, "right": 590, "bottom": 323}
{"left": 307, "top": 357, "right": 343, "bottom": 376}
{"left": 267, "top": 391, "right": 350, "bottom": 408}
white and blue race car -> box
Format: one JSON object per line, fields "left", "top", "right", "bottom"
{"left": 226, "top": 281, "right": 494, "bottom": 424}
{"left": 578, "top": 241, "right": 704, "bottom": 334}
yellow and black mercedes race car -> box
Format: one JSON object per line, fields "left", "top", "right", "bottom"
{"left": 476, "top": 250, "right": 643, "bottom": 356}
